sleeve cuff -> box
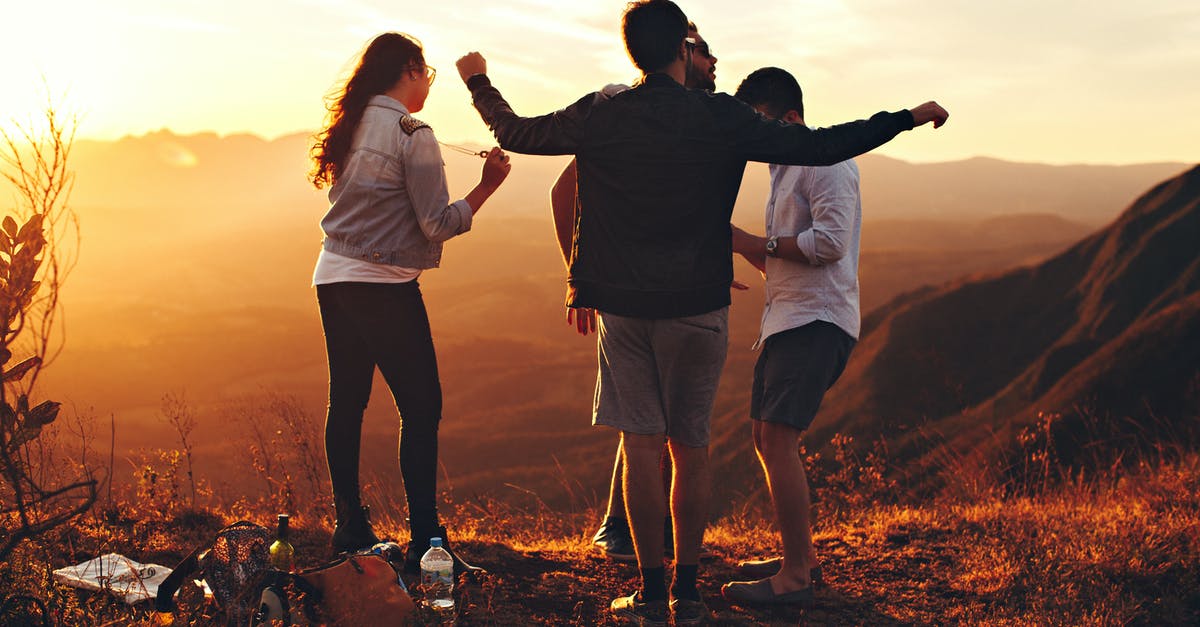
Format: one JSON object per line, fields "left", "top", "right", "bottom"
{"left": 466, "top": 74, "right": 492, "bottom": 92}
{"left": 795, "top": 230, "right": 821, "bottom": 266}
{"left": 896, "top": 109, "right": 916, "bottom": 131}
{"left": 452, "top": 199, "right": 474, "bottom": 234}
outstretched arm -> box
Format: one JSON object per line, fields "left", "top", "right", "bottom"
{"left": 724, "top": 96, "right": 949, "bottom": 167}
{"left": 458, "top": 52, "right": 592, "bottom": 156}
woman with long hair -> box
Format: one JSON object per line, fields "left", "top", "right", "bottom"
{"left": 310, "top": 32, "right": 510, "bottom": 574}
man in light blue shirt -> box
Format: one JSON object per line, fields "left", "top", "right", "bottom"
{"left": 724, "top": 67, "right": 866, "bottom": 607}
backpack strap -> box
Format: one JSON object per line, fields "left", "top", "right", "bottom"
{"left": 154, "top": 544, "right": 204, "bottom": 612}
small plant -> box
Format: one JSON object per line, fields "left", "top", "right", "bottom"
{"left": 0, "top": 101, "right": 92, "bottom": 561}
{"left": 161, "top": 392, "right": 198, "bottom": 507}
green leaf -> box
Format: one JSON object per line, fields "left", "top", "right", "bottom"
{"left": 1, "top": 356, "right": 39, "bottom": 382}
{"left": 26, "top": 400, "right": 61, "bottom": 428}
{"left": 2, "top": 216, "right": 16, "bottom": 239}
{"left": 15, "top": 214, "right": 43, "bottom": 244}
{"left": 10, "top": 425, "right": 43, "bottom": 450}
{"left": 0, "top": 402, "right": 15, "bottom": 430}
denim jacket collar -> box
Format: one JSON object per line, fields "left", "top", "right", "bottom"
{"left": 367, "top": 94, "right": 410, "bottom": 115}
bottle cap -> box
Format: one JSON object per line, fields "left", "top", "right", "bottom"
{"left": 429, "top": 537, "right": 443, "bottom": 548}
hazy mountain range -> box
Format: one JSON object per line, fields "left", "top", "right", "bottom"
{"left": 18, "top": 129, "right": 1194, "bottom": 510}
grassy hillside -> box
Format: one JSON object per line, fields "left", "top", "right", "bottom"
{"left": 2, "top": 428, "right": 1196, "bottom": 625}
{"left": 815, "top": 165, "right": 1200, "bottom": 473}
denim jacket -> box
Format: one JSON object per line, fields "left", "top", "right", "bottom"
{"left": 468, "top": 73, "right": 912, "bottom": 318}
{"left": 320, "top": 95, "right": 472, "bottom": 269}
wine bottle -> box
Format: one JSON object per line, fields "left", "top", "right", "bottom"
{"left": 269, "top": 514, "right": 296, "bottom": 571}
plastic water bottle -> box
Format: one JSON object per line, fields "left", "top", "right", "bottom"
{"left": 420, "top": 537, "right": 455, "bottom": 617}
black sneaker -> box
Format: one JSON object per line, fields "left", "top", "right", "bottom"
{"left": 670, "top": 597, "right": 710, "bottom": 625}
{"left": 610, "top": 591, "right": 668, "bottom": 626}
{"left": 592, "top": 517, "right": 637, "bottom": 562}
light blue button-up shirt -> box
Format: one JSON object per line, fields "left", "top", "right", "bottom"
{"left": 755, "top": 158, "right": 862, "bottom": 348}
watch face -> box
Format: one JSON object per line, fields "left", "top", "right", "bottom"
{"left": 766, "top": 237, "right": 778, "bottom": 256}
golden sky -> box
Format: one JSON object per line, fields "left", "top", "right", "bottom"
{"left": 4, "top": 0, "right": 1198, "bottom": 164}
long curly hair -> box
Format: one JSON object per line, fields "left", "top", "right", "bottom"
{"left": 310, "top": 33, "right": 425, "bottom": 189}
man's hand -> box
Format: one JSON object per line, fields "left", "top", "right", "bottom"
{"left": 456, "top": 52, "right": 488, "bottom": 84}
{"left": 731, "top": 224, "right": 767, "bottom": 274}
{"left": 910, "top": 101, "right": 949, "bottom": 129}
{"left": 567, "top": 307, "right": 597, "bottom": 336}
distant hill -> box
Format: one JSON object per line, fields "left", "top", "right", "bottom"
{"left": 66, "top": 131, "right": 1187, "bottom": 227}
{"left": 812, "top": 165, "right": 1200, "bottom": 471}
{"left": 850, "top": 155, "right": 1190, "bottom": 225}
{"left": 21, "top": 129, "right": 1195, "bottom": 508}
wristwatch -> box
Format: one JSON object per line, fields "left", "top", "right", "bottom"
{"left": 765, "top": 236, "right": 779, "bottom": 257}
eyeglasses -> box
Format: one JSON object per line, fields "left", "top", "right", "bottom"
{"left": 407, "top": 64, "right": 436, "bottom": 86}
{"left": 684, "top": 37, "right": 714, "bottom": 60}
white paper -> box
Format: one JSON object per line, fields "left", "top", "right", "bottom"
{"left": 52, "top": 553, "right": 205, "bottom": 605}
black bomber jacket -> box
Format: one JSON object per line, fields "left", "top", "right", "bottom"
{"left": 467, "top": 73, "right": 914, "bottom": 319}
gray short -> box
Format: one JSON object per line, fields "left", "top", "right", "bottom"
{"left": 592, "top": 307, "right": 729, "bottom": 448}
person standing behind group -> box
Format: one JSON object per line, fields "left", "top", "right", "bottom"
{"left": 550, "top": 20, "right": 720, "bottom": 565}
{"left": 308, "top": 32, "right": 511, "bottom": 576}
{"left": 722, "top": 67, "right": 873, "bottom": 608}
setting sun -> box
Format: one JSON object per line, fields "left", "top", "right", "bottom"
{"left": 2, "top": 1, "right": 1197, "bottom": 164}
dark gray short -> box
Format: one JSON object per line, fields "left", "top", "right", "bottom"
{"left": 592, "top": 308, "right": 729, "bottom": 448}
{"left": 751, "top": 320, "right": 856, "bottom": 431}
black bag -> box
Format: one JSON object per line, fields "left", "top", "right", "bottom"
{"left": 155, "top": 521, "right": 273, "bottom": 626}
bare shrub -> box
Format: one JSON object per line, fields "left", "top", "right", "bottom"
{"left": 161, "top": 392, "right": 198, "bottom": 507}
{"left": 0, "top": 99, "right": 93, "bottom": 561}
{"left": 228, "top": 392, "right": 328, "bottom": 521}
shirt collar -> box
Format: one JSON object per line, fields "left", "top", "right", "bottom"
{"left": 640, "top": 73, "right": 685, "bottom": 89}
{"left": 367, "top": 94, "right": 410, "bottom": 115}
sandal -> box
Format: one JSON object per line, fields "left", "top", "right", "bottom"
{"left": 735, "top": 557, "right": 823, "bottom": 586}
{"left": 722, "top": 577, "right": 814, "bottom": 607}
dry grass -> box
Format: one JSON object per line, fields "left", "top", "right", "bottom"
{"left": 2, "top": 414, "right": 1198, "bottom": 626}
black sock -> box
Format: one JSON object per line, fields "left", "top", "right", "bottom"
{"left": 607, "top": 515, "right": 629, "bottom": 530}
{"left": 671, "top": 564, "right": 700, "bottom": 601}
{"left": 640, "top": 566, "right": 668, "bottom": 602}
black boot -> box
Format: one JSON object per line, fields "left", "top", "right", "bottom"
{"left": 404, "top": 523, "right": 484, "bottom": 578}
{"left": 331, "top": 499, "right": 380, "bottom": 554}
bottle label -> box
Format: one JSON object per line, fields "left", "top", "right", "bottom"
{"left": 421, "top": 569, "right": 452, "bottom": 586}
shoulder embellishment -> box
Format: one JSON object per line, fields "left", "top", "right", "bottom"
{"left": 399, "top": 115, "right": 431, "bottom": 135}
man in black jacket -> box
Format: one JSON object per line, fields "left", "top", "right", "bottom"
{"left": 457, "top": 1, "right": 947, "bottom": 623}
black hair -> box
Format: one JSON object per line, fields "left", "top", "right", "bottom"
{"left": 734, "top": 67, "right": 805, "bottom": 121}
{"left": 622, "top": 0, "right": 689, "bottom": 74}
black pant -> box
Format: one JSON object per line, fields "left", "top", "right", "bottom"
{"left": 317, "top": 281, "right": 441, "bottom": 532}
